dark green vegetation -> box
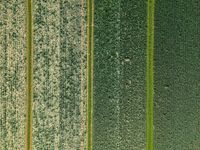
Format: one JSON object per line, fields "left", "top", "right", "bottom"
{"left": 93, "top": 0, "right": 146, "bottom": 149}
{"left": 154, "top": 0, "right": 200, "bottom": 149}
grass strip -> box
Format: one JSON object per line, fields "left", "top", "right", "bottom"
{"left": 25, "top": 0, "right": 33, "bottom": 150}
{"left": 146, "top": 0, "right": 155, "bottom": 150}
{"left": 87, "top": 0, "right": 94, "bottom": 150}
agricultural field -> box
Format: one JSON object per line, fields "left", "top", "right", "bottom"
{"left": 0, "top": 0, "right": 199, "bottom": 150}
{"left": 0, "top": 1, "right": 26, "bottom": 149}
{"left": 93, "top": 0, "right": 146, "bottom": 149}
{"left": 32, "top": 0, "right": 87, "bottom": 149}
{"left": 154, "top": 0, "right": 200, "bottom": 149}
{"left": 0, "top": 0, "right": 87, "bottom": 149}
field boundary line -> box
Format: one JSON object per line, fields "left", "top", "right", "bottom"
{"left": 146, "top": 0, "right": 155, "bottom": 150}
{"left": 25, "top": 0, "right": 33, "bottom": 150}
{"left": 86, "top": 0, "right": 94, "bottom": 150}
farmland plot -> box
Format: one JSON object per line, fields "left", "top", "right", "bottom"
{"left": 154, "top": 1, "right": 200, "bottom": 149}
{"left": 0, "top": 0, "right": 87, "bottom": 149}
{"left": 32, "top": 0, "right": 87, "bottom": 149}
{"left": 93, "top": 0, "right": 146, "bottom": 149}
{"left": 0, "top": 0, "right": 200, "bottom": 150}
{"left": 0, "top": 1, "right": 26, "bottom": 149}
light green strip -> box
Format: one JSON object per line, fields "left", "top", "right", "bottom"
{"left": 25, "top": 0, "right": 33, "bottom": 150}
{"left": 146, "top": 0, "right": 155, "bottom": 150}
{"left": 87, "top": 0, "right": 94, "bottom": 150}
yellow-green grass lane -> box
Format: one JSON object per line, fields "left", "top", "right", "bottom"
{"left": 87, "top": 0, "right": 94, "bottom": 149}
{"left": 25, "top": 0, "right": 33, "bottom": 150}
{"left": 146, "top": 0, "right": 155, "bottom": 150}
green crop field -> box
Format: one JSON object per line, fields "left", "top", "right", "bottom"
{"left": 154, "top": 1, "right": 200, "bottom": 149}
{"left": 0, "top": 0, "right": 199, "bottom": 150}
{"left": 93, "top": 0, "right": 146, "bottom": 149}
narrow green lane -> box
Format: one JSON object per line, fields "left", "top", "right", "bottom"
{"left": 147, "top": 0, "right": 155, "bottom": 149}
{"left": 26, "top": 0, "right": 33, "bottom": 149}
{"left": 87, "top": 0, "right": 94, "bottom": 150}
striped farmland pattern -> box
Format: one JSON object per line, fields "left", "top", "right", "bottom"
{"left": 0, "top": 1, "right": 26, "bottom": 149}
{"left": 32, "top": 0, "right": 87, "bottom": 149}
{"left": 0, "top": 0, "right": 199, "bottom": 150}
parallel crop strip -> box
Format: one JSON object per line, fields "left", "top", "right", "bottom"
{"left": 154, "top": 1, "right": 200, "bottom": 149}
{"left": 93, "top": 0, "right": 146, "bottom": 149}
{"left": 32, "top": 0, "right": 87, "bottom": 149}
{"left": 0, "top": 1, "right": 26, "bottom": 149}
